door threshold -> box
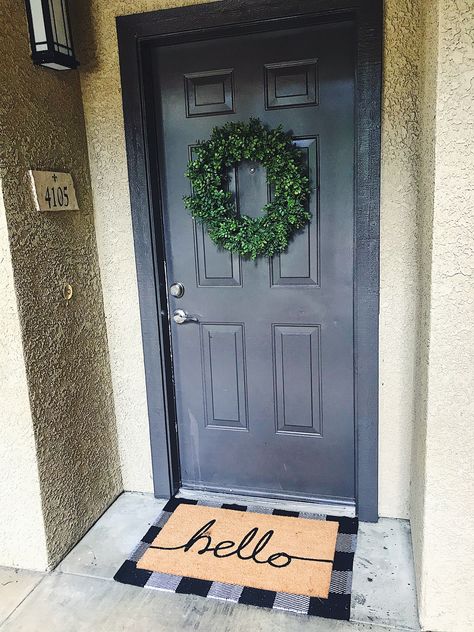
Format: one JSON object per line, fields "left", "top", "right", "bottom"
{"left": 177, "top": 487, "right": 356, "bottom": 517}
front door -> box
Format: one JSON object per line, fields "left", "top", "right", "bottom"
{"left": 151, "top": 19, "right": 355, "bottom": 504}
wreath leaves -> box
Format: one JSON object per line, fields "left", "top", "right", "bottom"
{"left": 184, "top": 118, "right": 311, "bottom": 259}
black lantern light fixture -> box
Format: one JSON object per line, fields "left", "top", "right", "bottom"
{"left": 24, "top": 0, "right": 79, "bottom": 70}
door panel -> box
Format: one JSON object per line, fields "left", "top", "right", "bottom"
{"left": 201, "top": 323, "right": 248, "bottom": 431}
{"left": 152, "top": 20, "right": 355, "bottom": 503}
{"left": 273, "top": 324, "right": 322, "bottom": 436}
{"left": 190, "top": 144, "right": 242, "bottom": 287}
{"left": 271, "top": 136, "right": 320, "bottom": 286}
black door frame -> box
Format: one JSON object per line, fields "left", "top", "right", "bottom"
{"left": 116, "top": 0, "right": 382, "bottom": 522}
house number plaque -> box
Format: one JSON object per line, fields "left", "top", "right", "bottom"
{"left": 29, "top": 170, "right": 79, "bottom": 212}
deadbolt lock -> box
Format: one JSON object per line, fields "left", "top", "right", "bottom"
{"left": 170, "top": 282, "right": 185, "bottom": 298}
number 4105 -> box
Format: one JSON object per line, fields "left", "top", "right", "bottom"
{"left": 45, "top": 186, "right": 69, "bottom": 209}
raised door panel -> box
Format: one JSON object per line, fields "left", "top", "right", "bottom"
{"left": 189, "top": 145, "right": 241, "bottom": 286}
{"left": 273, "top": 324, "right": 322, "bottom": 436}
{"left": 271, "top": 137, "right": 319, "bottom": 286}
{"left": 264, "top": 59, "right": 319, "bottom": 110}
{"left": 201, "top": 324, "right": 248, "bottom": 430}
{"left": 184, "top": 69, "right": 234, "bottom": 117}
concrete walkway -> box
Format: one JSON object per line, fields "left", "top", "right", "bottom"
{"left": 0, "top": 493, "right": 420, "bottom": 631}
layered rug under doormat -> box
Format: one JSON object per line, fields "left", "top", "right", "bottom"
{"left": 114, "top": 497, "right": 358, "bottom": 621}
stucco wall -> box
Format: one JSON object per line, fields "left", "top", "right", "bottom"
{"left": 379, "top": 0, "right": 421, "bottom": 519}
{"left": 410, "top": 0, "right": 438, "bottom": 622}
{"left": 0, "top": 183, "right": 48, "bottom": 570}
{"left": 0, "top": 0, "right": 122, "bottom": 568}
{"left": 76, "top": 0, "right": 419, "bottom": 517}
{"left": 411, "top": 1, "right": 474, "bottom": 630}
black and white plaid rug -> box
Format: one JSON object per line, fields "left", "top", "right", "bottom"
{"left": 114, "top": 497, "right": 358, "bottom": 621}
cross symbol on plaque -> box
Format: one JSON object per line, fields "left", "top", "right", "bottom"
{"left": 52, "top": 174, "right": 57, "bottom": 182}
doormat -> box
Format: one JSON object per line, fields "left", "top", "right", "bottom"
{"left": 114, "top": 497, "right": 358, "bottom": 621}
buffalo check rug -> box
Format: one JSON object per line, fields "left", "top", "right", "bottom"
{"left": 114, "top": 497, "right": 358, "bottom": 621}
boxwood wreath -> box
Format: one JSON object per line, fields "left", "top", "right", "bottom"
{"left": 184, "top": 118, "right": 311, "bottom": 259}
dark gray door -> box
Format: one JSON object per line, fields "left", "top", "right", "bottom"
{"left": 152, "top": 20, "right": 355, "bottom": 504}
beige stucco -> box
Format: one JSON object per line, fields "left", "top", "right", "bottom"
{"left": 379, "top": 0, "right": 421, "bottom": 520}
{"left": 0, "top": 182, "right": 48, "bottom": 570}
{"left": 410, "top": 1, "right": 474, "bottom": 630}
{"left": 0, "top": 0, "right": 122, "bottom": 569}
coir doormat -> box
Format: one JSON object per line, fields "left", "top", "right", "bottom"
{"left": 114, "top": 497, "right": 358, "bottom": 621}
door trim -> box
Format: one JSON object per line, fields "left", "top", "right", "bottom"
{"left": 116, "top": 0, "right": 382, "bottom": 522}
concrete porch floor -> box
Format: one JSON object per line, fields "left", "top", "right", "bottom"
{"left": 0, "top": 493, "right": 420, "bottom": 631}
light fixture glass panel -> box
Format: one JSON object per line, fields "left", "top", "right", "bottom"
{"left": 49, "top": 0, "right": 70, "bottom": 51}
{"left": 60, "top": 0, "right": 71, "bottom": 47}
{"left": 42, "top": 62, "right": 70, "bottom": 70}
{"left": 29, "top": 0, "right": 47, "bottom": 49}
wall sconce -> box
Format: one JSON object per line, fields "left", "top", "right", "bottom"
{"left": 24, "top": 0, "right": 79, "bottom": 70}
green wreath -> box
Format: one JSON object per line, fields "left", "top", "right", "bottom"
{"left": 184, "top": 118, "right": 311, "bottom": 259}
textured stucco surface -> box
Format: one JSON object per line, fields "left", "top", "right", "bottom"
{"left": 410, "top": 1, "right": 474, "bottom": 630}
{"left": 379, "top": 0, "right": 421, "bottom": 519}
{"left": 410, "top": 0, "right": 438, "bottom": 625}
{"left": 76, "top": 0, "right": 417, "bottom": 516}
{"left": 0, "top": 182, "right": 48, "bottom": 570}
{"left": 0, "top": 0, "right": 122, "bottom": 568}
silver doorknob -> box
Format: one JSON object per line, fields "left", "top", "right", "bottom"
{"left": 173, "top": 309, "right": 197, "bottom": 325}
